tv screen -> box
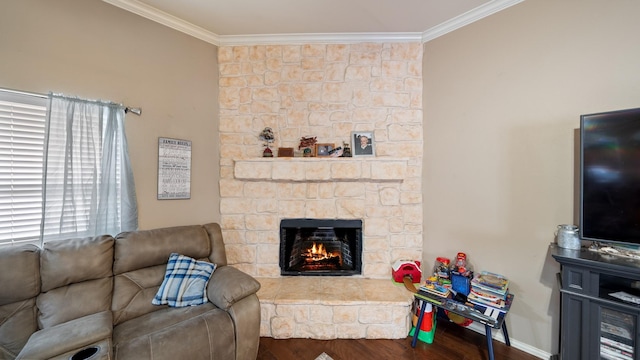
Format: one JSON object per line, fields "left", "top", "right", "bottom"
{"left": 581, "top": 107, "right": 640, "bottom": 246}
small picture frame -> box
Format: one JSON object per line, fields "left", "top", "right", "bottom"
{"left": 351, "top": 131, "right": 375, "bottom": 157}
{"left": 277, "top": 147, "right": 294, "bottom": 157}
{"left": 314, "top": 143, "right": 334, "bottom": 157}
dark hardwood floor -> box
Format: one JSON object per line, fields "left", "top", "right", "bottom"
{"left": 257, "top": 318, "right": 541, "bottom": 360}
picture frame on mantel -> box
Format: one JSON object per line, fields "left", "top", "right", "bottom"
{"left": 351, "top": 131, "right": 375, "bottom": 157}
{"left": 314, "top": 143, "right": 334, "bottom": 157}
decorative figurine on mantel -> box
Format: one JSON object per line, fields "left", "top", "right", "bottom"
{"left": 298, "top": 136, "right": 317, "bottom": 157}
{"left": 341, "top": 141, "right": 352, "bottom": 157}
{"left": 259, "top": 127, "right": 275, "bottom": 157}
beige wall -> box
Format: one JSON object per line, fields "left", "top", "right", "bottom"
{"left": 423, "top": 0, "right": 640, "bottom": 355}
{"left": 0, "top": 0, "right": 220, "bottom": 229}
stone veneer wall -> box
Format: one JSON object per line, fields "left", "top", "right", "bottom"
{"left": 218, "top": 42, "right": 423, "bottom": 278}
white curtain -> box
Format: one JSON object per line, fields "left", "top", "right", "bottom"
{"left": 40, "top": 94, "right": 138, "bottom": 243}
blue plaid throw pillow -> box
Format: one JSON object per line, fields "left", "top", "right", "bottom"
{"left": 152, "top": 253, "right": 216, "bottom": 307}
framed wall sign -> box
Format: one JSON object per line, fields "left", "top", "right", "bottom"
{"left": 157, "top": 137, "right": 191, "bottom": 200}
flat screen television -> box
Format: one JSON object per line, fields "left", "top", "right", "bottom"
{"left": 580, "top": 107, "right": 640, "bottom": 246}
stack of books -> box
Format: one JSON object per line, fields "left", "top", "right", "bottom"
{"left": 419, "top": 277, "right": 451, "bottom": 298}
{"left": 468, "top": 271, "right": 509, "bottom": 309}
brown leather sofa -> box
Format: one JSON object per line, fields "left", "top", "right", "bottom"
{"left": 0, "top": 223, "right": 261, "bottom": 360}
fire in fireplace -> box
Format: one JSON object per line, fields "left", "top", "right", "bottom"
{"left": 280, "top": 219, "right": 362, "bottom": 276}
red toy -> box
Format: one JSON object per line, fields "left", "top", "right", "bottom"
{"left": 392, "top": 260, "right": 422, "bottom": 283}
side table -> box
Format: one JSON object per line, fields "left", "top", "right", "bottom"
{"left": 411, "top": 290, "right": 513, "bottom": 360}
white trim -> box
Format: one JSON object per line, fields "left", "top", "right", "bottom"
{"left": 422, "top": 0, "right": 525, "bottom": 42}
{"left": 218, "top": 32, "right": 422, "bottom": 46}
{"left": 102, "top": 0, "right": 525, "bottom": 46}
{"left": 101, "top": 0, "right": 221, "bottom": 45}
{"left": 466, "top": 321, "right": 550, "bottom": 359}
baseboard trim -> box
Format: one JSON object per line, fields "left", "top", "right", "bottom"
{"left": 465, "top": 321, "right": 551, "bottom": 359}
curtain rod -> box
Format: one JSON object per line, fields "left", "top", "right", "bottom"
{"left": 0, "top": 87, "right": 142, "bottom": 116}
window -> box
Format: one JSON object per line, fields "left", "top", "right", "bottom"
{"left": 0, "top": 90, "right": 47, "bottom": 246}
{"left": 0, "top": 89, "right": 138, "bottom": 246}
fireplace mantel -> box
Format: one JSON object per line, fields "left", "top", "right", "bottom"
{"left": 233, "top": 157, "right": 408, "bottom": 182}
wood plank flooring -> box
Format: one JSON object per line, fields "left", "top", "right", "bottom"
{"left": 257, "top": 318, "right": 541, "bottom": 360}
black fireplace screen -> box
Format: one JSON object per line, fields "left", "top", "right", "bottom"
{"left": 280, "top": 218, "right": 362, "bottom": 276}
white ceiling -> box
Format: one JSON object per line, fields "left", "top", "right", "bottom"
{"left": 102, "top": 0, "right": 524, "bottom": 45}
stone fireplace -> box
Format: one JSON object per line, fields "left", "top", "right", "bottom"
{"left": 217, "top": 42, "right": 423, "bottom": 338}
{"left": 218, "top": 42, "right": 423, "bottom": 277}
{"left": 280, "top": 218, "right": 362, "bottom": 276}
{"left": 228, "top": 158, "right": 419, "bottom": 338}
{"left": 227, "top": 157, "right": 420, "bottom": 278}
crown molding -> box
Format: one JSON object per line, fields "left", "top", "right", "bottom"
{"left": 217, "top": 33, "right": 423, "bottom": 46}
{"left": 102, "top": 0, "right": 221, "bottom": 45}
{"left": 422, "top": 0, "right": 525, "bottom": 42}
{"left": 102, "top": 0, "right": 524, "bottom": 46}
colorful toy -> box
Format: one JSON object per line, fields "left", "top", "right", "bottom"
{"left": 392, "top": 260, "right": 422, "bottom": 283}
{"left": 455, "top": 252, "right": 467, "bottom": 272}
{"left": 433, "top": 257, "right": 451, "bottom": 279}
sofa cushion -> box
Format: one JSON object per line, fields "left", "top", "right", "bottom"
{"left": 0, "top": 244, "right": 40, "bottom": 306}
{"left": 0, "top": 298, "right": 37, "bottom": 359}
{"left": 113, "top": 305, "right": 235, "bottom": 360}
{"left": 112, "top": 265, "right": 166, "bottom": 326}
{"left": 0, "top": 244, "right": 40, "bottom": 359}
{"left": 40, "top": 235, "right": 114, "bottom": 292}
{"left": 113, "top": 225, "right": 211, "bottom": 275}
{"left": 152, "top": 253, "right": 216, "bottom": 307}
{"left": 37, "top": 236, "right": 114, "bottom": 329}
{"left": 37, "top": 277, "right": 113, "bottom": 329}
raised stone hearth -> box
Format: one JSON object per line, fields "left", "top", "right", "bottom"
{"left": 257, "top": 277, "right": 413, "bottom": 339}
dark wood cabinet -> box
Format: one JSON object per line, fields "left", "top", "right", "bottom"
{"left": 552, "top": 245, "right": 640, "bottom": 360}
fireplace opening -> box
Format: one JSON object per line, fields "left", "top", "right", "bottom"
{"left": 280, "top": 218, "right": 362, "bottom": 276}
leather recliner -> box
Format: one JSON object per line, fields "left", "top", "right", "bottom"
{"left": 0, "top": 223, "right": 261, "bottom": 360}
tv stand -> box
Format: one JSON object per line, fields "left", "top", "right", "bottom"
{"left": 551, "top": 244, "right": 640, "bottom": 360}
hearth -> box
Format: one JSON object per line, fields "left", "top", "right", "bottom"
{"left": 280, "top": 218, "right": 362, "bottom": 276}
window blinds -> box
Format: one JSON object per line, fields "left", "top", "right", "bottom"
{"left": 0, "top": 91, "right": 47, "bottom": 245}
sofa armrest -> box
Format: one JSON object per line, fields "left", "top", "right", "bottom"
{"left": 207, "top": 266, "right": 260, "bottom": 310}
{"left": 16, "top": 311, "right": 112, "bottom": 360}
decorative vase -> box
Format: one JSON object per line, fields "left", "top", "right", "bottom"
{"left": 556, "top": 224, "right": 580, "bottom": 250}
